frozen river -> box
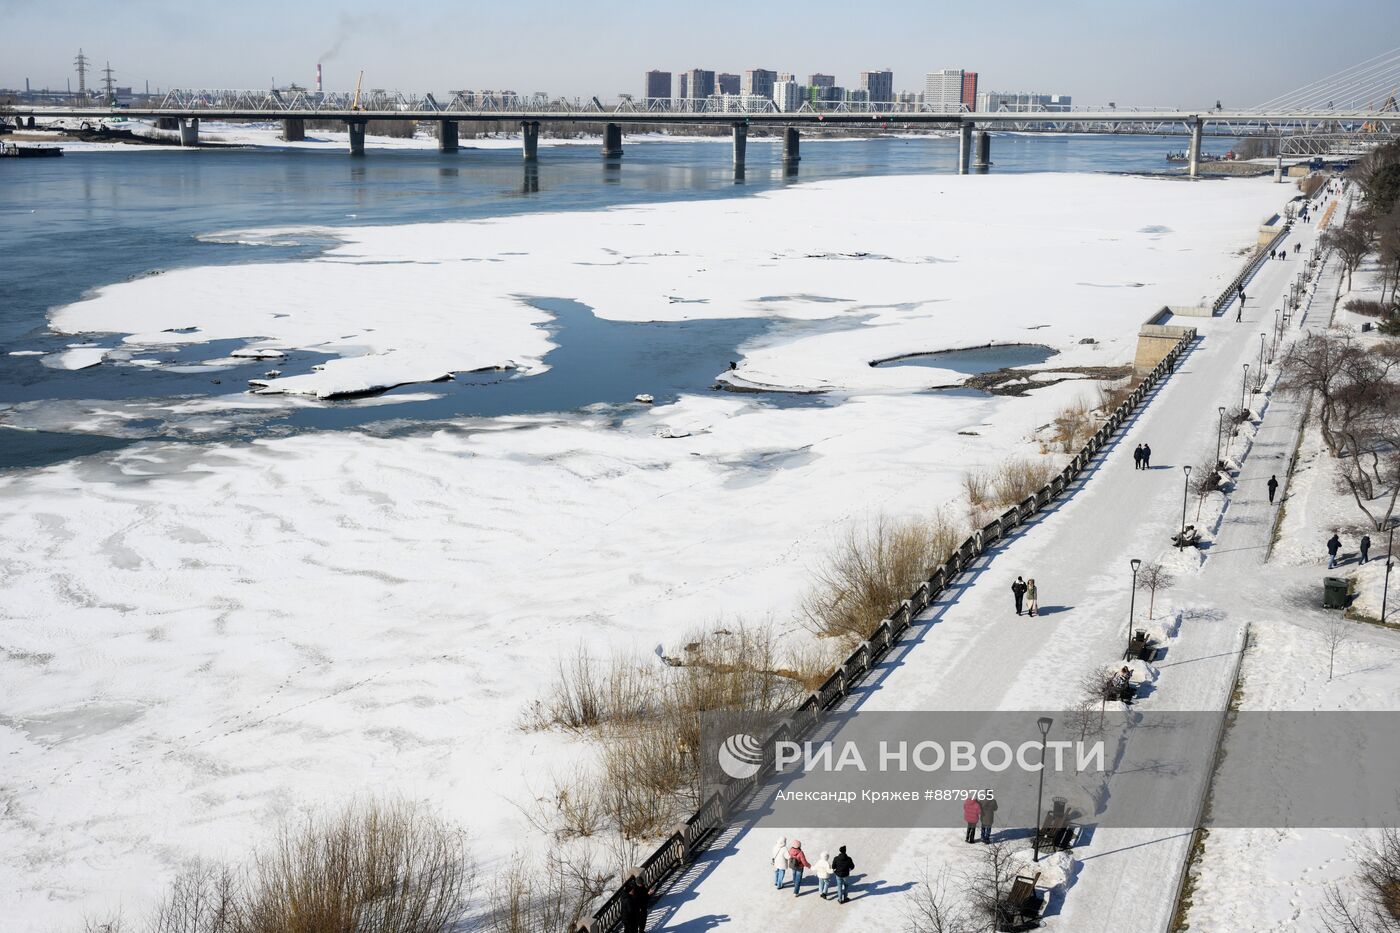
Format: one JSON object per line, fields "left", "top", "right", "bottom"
{"left": 1, "top": 133, "right": 1237, "bottom": 466}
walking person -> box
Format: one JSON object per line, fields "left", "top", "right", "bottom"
{"left": 787, "top": 840, "right": 811, "bottom": 896}
{"left": 831, "top": 846, "right": 855, "bottom": 903}
{"left": 1026, "top": 578, "right": 1040, "bottom": 617}
{"left": 771, "top": 835, "right": 788, "bottom": 889}
{"left": 1133, "top": 444, "right": 1144, "bottom": 470}
{"left": 963, "top": 797, "right": 981, "bottom": 843}
{"left": 1327, "top": 533, "right": 1342, "bottom": 569}
{"left": 1012, "top": 576, "right": 1027, "bottom": 615}
{"left": 979, "top": 794, "right": 998, "bottom": 843}
{"left": 1361, "top": 534, "right": 1372, "bottom": 564}
{"left": 813, "top": 850, "right": 834, "bottom": 899}
{"left": 620, "top": 877, "right": 653, "bottom": 933}
{"left": 1267, "top": 474, "right": 1279, "bottom": 504}
{"left": 1142, "top": 444, "right": 1152, "bottom": 468}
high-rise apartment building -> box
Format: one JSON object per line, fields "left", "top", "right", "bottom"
{"left": 809, "top": 73, "right": 835, "bottom": 88}
{"left": 859, "top": 70, "right": 893, "bottom": 104}
{"left": 742, "top": 69, "right": 777, "bottom": 99}
{"left": 645, "top": 70, "right": 671, "bottom": 102}
{"left": 961, "top": 71, "right": 978, "bottom": 111}
{"left": 773, "top": 79, "right": 804, "bottom": 112}
{"left": 717, "top": 73, "right": 740, "bottom": 95}
{"left": 685, "top": 69, "right": 715, "bottom": 99}
{"left": 924, "top": 69, "right": 966, "bottom": 111}
{"left": 677, "top": 73, "right": 688, "bottom": 99}
{"left": 778, "top": 72, "right": 795, "bottom": 82}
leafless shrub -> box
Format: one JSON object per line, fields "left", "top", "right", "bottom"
{"left": 1348, "top": 298, "right": 1390, "bottom": 318}
{"left": 536, "top": 651, "right": 651, "bottom": 731}
{"left": 1322, "top": 613, "right": 1354, "bottom": 682}
{"left": 903, "top": 863, "right": 977, "bottom": 933}
{"left": 1319, "top": 826, "right": 1400, "bottom": 932}
{"left": 1078, "top": 665, "right": 1120, "bottom": 727}
{"left": 483, "top": 852, "right": 605, "bottom": 933}
{"left": 962, "top": 840, "right": 1023, "bottom": 929}
{"left": 1096, "top": 378, "right": 1135, "bottom": 413}
{"left": 1050, "top": 397, "right": 1096, "bottom": 454}
{"left": 991, "top": 458, "right": 1057, "bottom": 510}
{"left": 802, "top": 513, "right": 963, "bottom": 647}
{"left": 150, "top": 861, "right": 238, "bottom": 933}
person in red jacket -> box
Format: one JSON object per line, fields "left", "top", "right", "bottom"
{"left": 963, "top": 797, "right": 982, "bottom": 843}
{"left": 787, "top": 839, "right": 812, "bottom": 896}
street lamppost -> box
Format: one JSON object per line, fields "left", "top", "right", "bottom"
{"left": 1216, "top": 406, "right": 1227, "bottom": 467}
{"left": 1179, "top": 465, "right": 1192, "bottom": 550}
{"left": 1384, "top": 521, "right": 1396, "bottom": 625}
{"left": 1127, "top": 558, "right": 1142, "bottom": 659}
{"left": 1241, "top": 363, "right": 1250, "bottom": 414}
{"left": 1033, "top": 715, "right": 1053, "bottom": 862}
{"left": 1259, "top": 333, "right": 1267, "bottom": 384}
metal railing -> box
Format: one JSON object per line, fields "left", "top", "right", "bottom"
{"left": 1211, "top": 219, "right": 1295, "bottom": 316}
{"left": 579, "top": 329, "right": 1196, "bottom": 932}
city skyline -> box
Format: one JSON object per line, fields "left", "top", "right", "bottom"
{"left": 4, "top": 0, "right": 1400, "bottom": 107}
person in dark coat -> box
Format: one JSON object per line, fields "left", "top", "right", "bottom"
{"left": 1267, "top": 475, "right": 1279, "bottom": 503}
{"left": 620, "top": 877, "right": 652, "bottom": 933}
{"left": 1142, "top": 444, "right": 1152, "bottom": 468}
{"left": 1360, "top": 535, "right": 1372, "bottom": 563}
{"left": 979, "top": 795, "right": 998, "bottom": 843}
{"left": 1327, "top": 533, "right": 1342, "bottom": 568}
{"left": 831, "top": 845, "right": 855, "bottom": 903}
{"left": 1012, "top": 576, "right": 1027, "bottom": 615}
{"left": 1133, "top": 445, "right": 1144, "bottom": 470}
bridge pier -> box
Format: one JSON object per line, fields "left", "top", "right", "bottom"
{"left": 281, "top": 118, "right": 305, "bottom": 142}
{"left": 438, "top": 120, "right": 459, "bottom": 153}
{"left": 178, "top": 117, "right": 200, "bottom": 147}
{"left": 957, "top": 122, "right": 972, "bottom": 174}
{"left": 1274, "top": 149, "right": 1284, "bottom": 183}
{"left": 602, "top": 122, "right": 622, "bottom": 158}
{"left": 523, "top": 161, "right": 539, "bottom": 193}
{"left": 521, "top": 121, "right": 540, "bottom": 161}
{"left": 732, "top": 123, "right": 748, "bottom": 167}
{"left": 1187, "top": 117, "right": 1203, "bottom": 177}
{"left": 26, "top": 116, "right": 35, "bottom": 129}
{"left": 347, "top": 120, "right": 366, "bottom": 156}
{"left": 974, "top": 131, "right": 991, "bottom": 171}
{"left": 782, "top": 127, "right": 800, "bottom": 163}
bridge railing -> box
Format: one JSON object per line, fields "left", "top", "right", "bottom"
{"left": 576, "top": 329, "right": 1198, "bottom": 932}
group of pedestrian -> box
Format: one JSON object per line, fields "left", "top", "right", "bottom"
{"left": 772, "top": 837, "right": 855, "bottom": 902}
{"left": 1133, "top": 443, "right": 1153, "bottom": 470}
{"left": 1327, "top": 532, "right": 1373, "bottom": 568}
{"left": 1269, "top": 247, "right": 1288, "bottom": 260}
{"left": 1011, "top": 575, "right": 1039, "bottom": 617}
{"left": 962, "top": 796, "right": 999, "bottom": 843}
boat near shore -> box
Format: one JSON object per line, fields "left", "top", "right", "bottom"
{"left": 1, "top": 141, "right": 63, "bottom": 158}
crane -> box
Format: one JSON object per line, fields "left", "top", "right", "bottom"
{"left": 351, "top": 70, "right": 365, "bottom": 111}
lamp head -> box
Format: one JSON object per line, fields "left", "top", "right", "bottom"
{"left": 1037, "top": 716, "right": 1053, "bottom": 736}
{"left": 1184, "top": 465, "right": 1192, "bottom": 476}
{"left": 1131, "top": 558, "right": 1142, "bottom": 573}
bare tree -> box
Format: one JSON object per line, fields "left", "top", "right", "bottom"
{"left": 961, "top": 840, "right": 1023, "bottom": 930}
{"left": 1136, "top": 563, "right": 1176, "bottom": 620}
{"left": 1321, "top": 613, "right": 1354, "bottom": 682}
{"left": 903, "top": 864, "right": 978, "bottom": 933}
{"left": 1323, "top": 223, "right": 1374, "bottom": 289}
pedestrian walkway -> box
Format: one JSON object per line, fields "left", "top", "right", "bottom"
{"left": 649, "top": 192, "right": 1333, "bottom": 931}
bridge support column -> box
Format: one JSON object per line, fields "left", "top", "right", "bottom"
{"left": 732, "top": 123, "right": 747, "bottom": 167}
{"left": 438, "top": 120, "right": 459, "bottom": 152}
{"left": 347, "top": 120, "right": 366, "bottom": 156}
{"left": 974, "top": 130, "right": 991, "bottom": 171}
{"left": 958, "top": 122, "right": 972, "bottom": 174}
{"left": 1274, "top": 148, "right": 1284, "bottom": 183}
{"left": 281, "top": 118, "right": 305, "bottom": 142}
{"left": 155, "top": 117, "right": 178, "bottom": 131}
{"left": 1187, "top": 117, "right": 1203, "bottom": 177}
{"left": 26, "top": 116, "right": 35, "bottom": 128}
{"left": 783, "top": 127, "right": 800, "bottom": 163}
{"left": 178, "top": 117, "right": 199, "bottom": 147}
{"left": 603, "top": 122, "right": 622, "bottom": 158}
{"left": 521, "top": 121, "right": 539, "bottom": 161}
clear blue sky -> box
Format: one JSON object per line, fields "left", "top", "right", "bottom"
{"left": 4, "top": 0, "right": 1399, "bottom": 106}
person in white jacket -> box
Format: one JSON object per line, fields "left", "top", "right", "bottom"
{"left": 771, "top": 835, "right": 788, "bottom": 889}
{"left": 813, "top": 850, "right": 834, "bottom": 899}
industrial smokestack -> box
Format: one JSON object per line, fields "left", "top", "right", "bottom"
{"left": 316, "top": 63, "right": 323, "bottom": 94}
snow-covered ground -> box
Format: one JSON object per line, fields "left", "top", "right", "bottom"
{"left": 0, "top": 172, "right": 1291, "bottom": 928}
{"left": 1183, "top": 184, "right": 1400, "bottom": 932}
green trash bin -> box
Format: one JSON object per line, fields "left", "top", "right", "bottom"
{"left": 1323, "top": 576, "right": 1351, "bottom": 609}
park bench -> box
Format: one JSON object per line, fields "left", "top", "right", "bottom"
{"left": 1124, "top": 629, "right": 1158, "bottom": 662}
{"left": 1171, "top": 524, "right": 1201, "bottom": 548}
{"left": 1034, "top": 798, "right": 1081, "bottom": 857}
{"left": 996, "top": 871, "right": 1046, "bottom": 930}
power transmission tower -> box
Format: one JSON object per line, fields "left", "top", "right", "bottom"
{"left": 101, "top": 61, "right": 116, "bottom": 103}
{"left": 74, "top": 48, "right": 89, "bottom": 98}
